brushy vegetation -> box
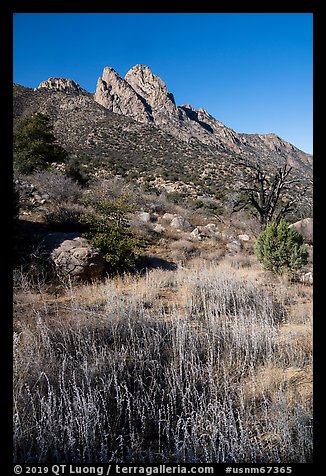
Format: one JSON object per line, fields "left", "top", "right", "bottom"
{"left": 13, "top": 262, "right": 312, "bottom": 464}
{"left": 80, "top": 197, "right": 146, "bottom": 275}
{"left": 13, "top": 113, "right": 68, "bottom": 174}
{"left": 256, "top": 219, "right": 308, "bottom": 278}
{"left": 12, "top": 101, "right": 313, "bottom": 466}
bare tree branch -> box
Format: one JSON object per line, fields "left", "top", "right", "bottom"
{"left": 232, "top": 159, "right": 307, "bottom": 228}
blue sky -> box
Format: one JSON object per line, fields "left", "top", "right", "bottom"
{"left": 13, "top": 13, "right": 313, "bottom": 154}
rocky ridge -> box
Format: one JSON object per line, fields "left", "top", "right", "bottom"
{"left": 26, "top": 65, "right": 313, "bottom": 175}
{"left": 93, "top": 64, "right": 312, "bottom": 169}
{"left": 35, "top": 78, "right": 87, "bottom": 95}
{"left": 14, "top": 65, "right": 312, "bottom": 208}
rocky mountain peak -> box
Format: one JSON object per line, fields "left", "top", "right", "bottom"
{"left": 125, "top": 65, "right": 169, "bottom": 100}
{"left": 125, "top": 64, "right": 177, "bottom": 117}
{"left": 94, "top": 66, "right": 153, "bottom": 124}
{"left": 35, "top": 78, "right": 86, "bottom": 94}
{"left": 91, "top": 64, "right": 312, "bottom": 169}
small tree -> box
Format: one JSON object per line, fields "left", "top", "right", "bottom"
{"left": 233, "top": 159, "right": 309, "bottom": 228}
{"left": 13, "top": 113, "right": 68, "bottom": 174}
{"left": 80, "top": 197, "right": 145, "bottom": 275}
{"left": 255, "top": 219, "right": 308, "bottom": 277}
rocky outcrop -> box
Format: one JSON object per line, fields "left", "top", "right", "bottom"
{"left": 94, "top": 64, "right": 246, "bottom": 150}
{"left": 170, "top": 216, "right": 192, "bottom": 231}
{"left": 13, "top": 69, "right": 312, "bottom": 205}
{"left": 289, "top": 218, "right": 313, "bottom": 244}
{"left": 94, "top": 66, "right": 153, "bottom": 124}
{"left": 41, "top": 232, "right": 106, "bottom": 280}
{"left": 125, "top": 64, "right": 179, "bottom": 126}
{"left": 93, "top": 63, "right": 312, "bottom": 170}
{"left": 35, "top": 78, "right": 87, "bottom": 95}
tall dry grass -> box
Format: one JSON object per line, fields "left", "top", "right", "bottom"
{"left": 13, "top": 262, "right": 312, "bottom": 463}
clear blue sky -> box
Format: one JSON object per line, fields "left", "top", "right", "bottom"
{"left": 13, "top": 13, "right": 313, "bottom": 154}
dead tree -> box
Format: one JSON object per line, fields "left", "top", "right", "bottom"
{"left": 233, "top": 159, "right": 309, "bottom": 228}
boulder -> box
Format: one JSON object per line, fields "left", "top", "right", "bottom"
{"left": 200, "top": 224, "right": 220, "bottom": 238}
{"left": 289, "top": 218, "right": 313, "bottom": 244}
{"left": 190, "top": 227, "right": 202, "bottom": 241}
{"left": 41, "top": 232, "right": 106, "bottom": 280}
{"left": 161, "top": 213, "right": 175, "bottom": 224}
{"left": 153, "top": 224, "right": 165, "bottom": 234}
{"left": 300, "top": 272, "right": 313, "bottom": 285}
{"left": 226, "top": 240, "right": 242, "bottom": 253}
{"left": 190, "top": 224, "right": 222, "bottom": 241}
{"left": 170, "top": 216, "right": 192, "bottom": 231}
{"left": 136, "top": 211, "right": 152, "bottom": 223}
{"left": 238, "top": 234, "right": 250, "bottom": 242}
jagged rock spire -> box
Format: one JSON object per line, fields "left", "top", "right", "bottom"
{"left": 94, "top": 66, "right": 153, "bottom": 124}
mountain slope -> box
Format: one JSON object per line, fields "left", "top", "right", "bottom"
{"left": 93, "top": 64, "right": 312, "bottom": 172}
{"left": 13, "top": 71, "right": 312, "bottom": 211}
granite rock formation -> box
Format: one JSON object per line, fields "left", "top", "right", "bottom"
{"left": 93, "top": 64, "right": 312, "bottom": 168}
{"left": 13, "top": 65, "right": 313, "bottom": 213}
{"left": 41, "top": 232, "right": 106, "bottom": 280}
{"left": 35, "top": 78, "right": 87, "bottom": 95}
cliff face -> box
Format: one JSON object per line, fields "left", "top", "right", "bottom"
{"left": 92, "top": 64, "right": 312, "bottom": 170}
{"left": 94, "top": 67, "right": 153, "bottom": 124}
{"left": 13, "top": 77, "right": 312, "bottom": 218}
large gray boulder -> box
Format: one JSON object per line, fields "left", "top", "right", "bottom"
{"left": 160, "top": 213, "right": 175, "bottom": 224}
{"left": 289, "top": 218, "right": 313, "bottom": 244}
{"left": 41, "top": 232, "right": 106, "bottom": 280}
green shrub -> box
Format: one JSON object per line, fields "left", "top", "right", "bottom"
{"left": 13, "top": 113, "right": 68, "bottom": 174}
{"left": 80, "top": 197, "right": 145, "bottom": 275}
{"left": 65, "top": 155, "right": 91, "bottom": 186}
{"left": 255, "top": 219, "right": 308, "bottom": 277}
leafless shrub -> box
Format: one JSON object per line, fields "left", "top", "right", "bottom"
{"left": 171, "top": 239, "right": 196, "bottom": 253}
{"left": 43, "top": 203, "right": 84, "bottom": 229}
{"left": 13, "top": 263, "right": 312, "bottom": 464}
{"left": 225, "top": 253, "right": 254, "bottom": 269}
{"left": 32, "top": 171, "right": 83, "bottom": 203}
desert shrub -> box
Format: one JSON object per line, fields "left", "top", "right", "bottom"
{"left": 13, "top": 113, "right": 68, "bottom": 174}
{"left": 44, "top": 204, "right": 85, "bottom": 230}
{"left": 88, "top": 176, "right": 131, "bottom": 202}
{"left": 32, "top": 171, "right": 83, "bottom": 204}
{"left": 170, "top": 238, "right": 197, "bottom": 263}
{"left": 13, "top": 263, "right": 312, "bottom": 463}
{"left": 255, "top": 219, "right": 308, "bottom": 277}
{"left": 166, "top": 191, "right": 185, "bottom": 204}
{"left": 65, "top": 155, "right": 91, "bottom": 187}
{"left": 80, "top": 197, "right": 145, "bottom": 275}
